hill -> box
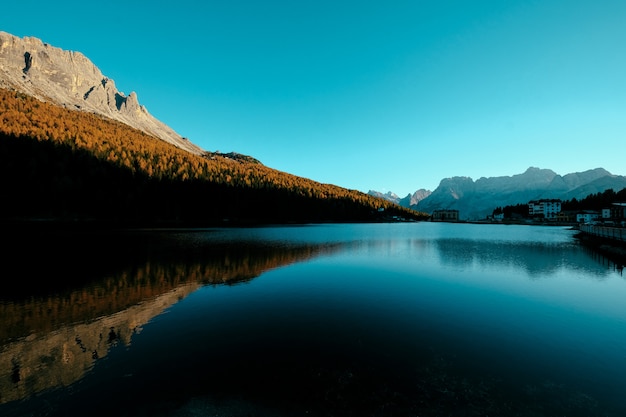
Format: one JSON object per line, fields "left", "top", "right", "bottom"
{"left": 0, "top": 89, "right": 426, "bottom": 225}
{"left": 0, "top": 30, "right": 427, "bottom": 225}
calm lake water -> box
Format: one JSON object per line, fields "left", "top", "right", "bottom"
{"left": 1, "top": 222, "right": 625, "bottom": 416}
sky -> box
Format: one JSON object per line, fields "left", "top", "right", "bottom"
{"left": 2, "top": 0, "right": 625, "bottom": 195}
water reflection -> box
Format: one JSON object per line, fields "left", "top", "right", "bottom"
{"left": 1, "top": 224, "right": 625, "bottom": 416}
{"left": 433, "top": 237, "right": 612, "bottom": 277}
{"left": 0, "top": 228, "right": 343, "bottom": 404}
{"left": 0, "top": 284, "right": 197, "bottom": 405}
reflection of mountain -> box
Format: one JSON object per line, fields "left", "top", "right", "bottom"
{"left": 0, "top": 228, "right": 342, "bottom": 404}
{"left": 433, "top": 238, "right": 610, "bottom": 277}
{"left": 0, "top": 282, "right": 200, "bottom": 405}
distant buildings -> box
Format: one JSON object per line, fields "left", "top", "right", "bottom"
{"left": 528, "top": 199, "right": 562, "bottom": 219}
{"left": 610, "top": 203, "right": 626, "bottom": 220}
{"left": 431, "top": 209, "right": 459, "bottom": 222}
{"left": 576, "top": 211, "right": 600, "bottom": 224}
{"left": 575, "top": 203, "right": 626, "bottom": 225}
{"left": 441, "top": 198, "right": 625, "bottom": 225}
{"left": 493, "top": 212, "right": 505, "bottom": 221}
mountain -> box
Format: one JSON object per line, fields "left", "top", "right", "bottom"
{"left": 418, "top": 167, "right": 626, "bottom": 220}
{"left": 0, "top": 31, "right": 203, "bottom": 155}
{"left": 1, "top": 88, "right": 427, "bottom": 225}
{"left": 367, "top": 189, "right": 432, "bottom": 207}
{"left": 367, "top": 190, "right": 402, "bottom": 204}
{"left": 372, "top": 167, "right": 626, "bottom": 220}
{"left": 0, "top": 31, "right": 431, "bottom": 225}
{"left": 406, "top": 189, "right": 432, "bottom": 206}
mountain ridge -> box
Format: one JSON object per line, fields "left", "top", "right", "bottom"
{"left": 0, "top": 31, "right": 203, "bottom": 155}
{"left": 370, "top": 167, "right": 626, "bottom": 220}
{"left": 1, "top": 88, "right": 427, "bottom": 225}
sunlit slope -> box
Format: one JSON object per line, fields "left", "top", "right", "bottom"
{"left": 0, "top": 89, "right": 427, "bottom": 225}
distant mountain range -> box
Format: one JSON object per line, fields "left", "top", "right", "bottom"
{"left": 368, "top": 189, "right": 432, "bottom": 209}
{"left": 0, "top": 31, "right": 203, "bottom": 155}
{"left": 370, "top": 167, "right": 626, "bottom": 220}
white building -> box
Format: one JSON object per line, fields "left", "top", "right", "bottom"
{"left": 528, "top": 199, "right": 562, "bottom": 219}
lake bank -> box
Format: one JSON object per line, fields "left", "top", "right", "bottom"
{"left": 573, "top": 230, "right": 626, "bottom": 266}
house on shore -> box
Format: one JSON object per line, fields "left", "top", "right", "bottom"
{"left": 610, "top": 203, "right": 626, "bottom": 221}
{"left": 576, "top": 204, "right": 626, "bottom": 225}
{"left": 431, "top": 209, "right": 459, "bottom": 222}
{"left": 577, "top": 210, "right": 600, "bottom": 224}
{"left": 528, "top": 199, "right": 562, "bottom": 219}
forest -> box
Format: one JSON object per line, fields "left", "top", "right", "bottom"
{"left": 491, "top": 188, "right": 626, "bottom": 220}
{"left": 0, "top": 89, "right": 428, "bottom": 226}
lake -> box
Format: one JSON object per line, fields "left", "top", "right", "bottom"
{"left": 1, "top": 222, "right": 625, "bottom": 416}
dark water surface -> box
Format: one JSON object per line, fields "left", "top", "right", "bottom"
{"left": 1, "top": 223, "right": 625, "bottom": 416}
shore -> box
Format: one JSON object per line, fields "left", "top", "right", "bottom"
{"left": 573, "top": 230, "right": 626, "bottom": 266}
{"left": 445, "top": 219, "right": 626, "bottom": 266}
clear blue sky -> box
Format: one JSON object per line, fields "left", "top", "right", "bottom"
{"left": 2, "top": 0, "right": 625, "bottom": 195}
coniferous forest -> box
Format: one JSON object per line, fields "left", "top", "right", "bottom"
{"left": 0, "top": 89, "right": 427, "bottom": 227}
{"left": 491, "top": 188, "right": 626, "bottom": 220}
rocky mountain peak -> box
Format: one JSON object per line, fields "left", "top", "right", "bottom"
{"left": 0, "top": 31, "right": 204, "bottom": 155}
{"left": 409, "top": 189, "right": 432, "bottom": 206}
{"left": 368, "top": 188, "right": 432, "bottom": 209}
{"left": 414, "top": 167, "right": 626, "bottom": 219}
{"left": 370, "top": 167, "right": 626, "bottom": 220}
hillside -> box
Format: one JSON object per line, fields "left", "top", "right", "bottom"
{"left": 0, "top": 31, "right": 201, "bottom": 154}
{"left": 0, "top": 89, "right": 427, "bottom": 225}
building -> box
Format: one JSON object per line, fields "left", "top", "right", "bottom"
{"left": 431, "top": 209, "right": 459, "bottom": 222}
{"left": 610, "top": 203, "right": 626, "bottom": 220}
{"left": 528, "top": 199, "right": 562, "bottom": 219}
{"left": 576, "top": 210, "right": 600, "bottom": 224}
{"left": 555, "top": 211, "right": 576, "bottom": 223}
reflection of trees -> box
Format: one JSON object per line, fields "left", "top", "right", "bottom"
{"left": 0, "top": 283, "right": 199, "bottom": 405}
{"left": 2, "top": 229, "right": 343, "bottom": 342}
{"left": 0, "top": 229, "right": 343, "bottom": 404}
{"left": 433, "top": 238, "right": 611, "bottom": 277}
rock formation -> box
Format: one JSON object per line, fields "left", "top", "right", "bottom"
{"left": 0, "top": 31, "right": 204, "bottom": 155}
{"left": 414, "top": 167, "right": 626, "bottom": 220}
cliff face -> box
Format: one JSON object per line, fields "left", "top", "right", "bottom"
{"left": 0, "top": 31, "right": 204, "bottom": 155}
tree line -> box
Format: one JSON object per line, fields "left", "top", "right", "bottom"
{"left": 0, "top": 89, "right": 428, "bottom": 226}
{"left": 492, "top": 188, "right": 626, "bottom": 220}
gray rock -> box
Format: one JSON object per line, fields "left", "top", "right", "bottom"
{"left": 0, "top": 31, "right": 204, "bottom": 155}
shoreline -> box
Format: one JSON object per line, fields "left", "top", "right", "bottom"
{"left": 573, "top": 231, "right": 626, "bottom": 266}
